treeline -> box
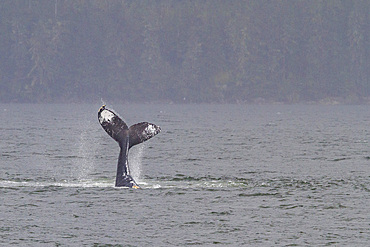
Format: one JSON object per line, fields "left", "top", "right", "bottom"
{"left": 0, "top": 0, "right": 369, "bottom": 103}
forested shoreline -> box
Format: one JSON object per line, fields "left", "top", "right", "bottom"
{"left": 0, "top": 1, "right": 369, "bottom": 103}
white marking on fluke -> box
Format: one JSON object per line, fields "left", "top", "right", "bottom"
{"left": 99, "top": 110, "right": 115, "bottom": 124}
{"left": 143, "top": 124, "right": 159, "bottom": 138}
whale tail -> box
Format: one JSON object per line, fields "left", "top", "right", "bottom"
{"left": 98, "top": 105, "right": 161, "bottom": 188}
{"left": 128, "top": 122, "right": 161, "bottom": 149}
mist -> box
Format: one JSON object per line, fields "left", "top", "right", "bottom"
{"left": 0, "top": 1, "right": 369, "bottom": 103}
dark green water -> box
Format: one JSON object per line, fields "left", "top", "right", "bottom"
{"left": 1, "top": 104, "right": 369, "bottom": 246}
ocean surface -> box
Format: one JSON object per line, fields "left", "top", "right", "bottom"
{"left": 0, "top": 103, "right": 369, "bottom": 246}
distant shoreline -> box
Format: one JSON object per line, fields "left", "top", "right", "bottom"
{"left": 1, "top": 96, "right": 369, "bottom": 105}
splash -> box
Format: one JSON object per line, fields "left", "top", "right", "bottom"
{"left": 129, "top": 144, "right": 145, "bottom": 182}
{"left": 73, "top": 121, "right": 97, "bottom": 181}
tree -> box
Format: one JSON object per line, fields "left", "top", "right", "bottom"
{"left": 348, "top": 0, "right": 369, "bottom": 101}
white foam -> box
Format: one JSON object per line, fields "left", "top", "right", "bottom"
{"left": 0, "top": 180, "right": 113, "bottom": 188}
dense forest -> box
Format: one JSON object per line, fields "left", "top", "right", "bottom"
{"left": 0, "top": 0, "right": 369, "bottom": 103}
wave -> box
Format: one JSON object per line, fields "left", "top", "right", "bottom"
{"left": 0, "top": 179, "right": 114, "bottom": 189}
{"left": 0, "top": 176, "right": 249, "bottom": 190}
{"left": 1, "top": 175, "right": 368, "bottom": 191}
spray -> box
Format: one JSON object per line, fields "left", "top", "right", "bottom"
{"left": 129, "top": 144, "right": 145, "bottom": 182}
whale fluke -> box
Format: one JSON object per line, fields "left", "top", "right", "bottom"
{"left": 98, "top": 105, "right": 161, "bottom": 188}
{"left": 129, "top": 122, "right": 161, "bottom": 148}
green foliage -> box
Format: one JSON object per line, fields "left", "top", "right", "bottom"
{"left": 0, "top": 0, "right": 369, "bottom": 103}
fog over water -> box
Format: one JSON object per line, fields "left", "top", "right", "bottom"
{"left": 0, "top": 1, "right": 369, "bottom": 103}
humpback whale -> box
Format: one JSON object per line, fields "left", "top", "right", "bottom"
{"left": 98, "top": 105, "right": 161, "bottom": 188}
